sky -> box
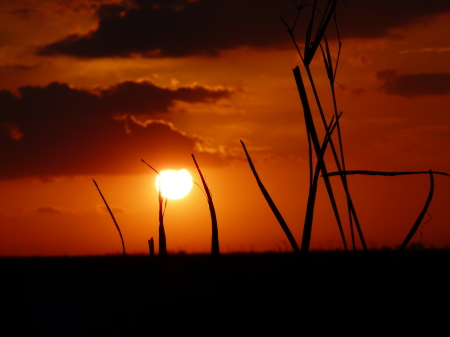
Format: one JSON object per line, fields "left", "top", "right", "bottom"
{"left": 1, "top": 0, "right": 450, "bottom": 256}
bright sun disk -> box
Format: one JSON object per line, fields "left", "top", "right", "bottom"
{"left": 155, "top": 169, "right": 193, "bottom": 199}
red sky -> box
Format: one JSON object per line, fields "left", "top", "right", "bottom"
{"left": 1, "top": 0, "right": 450, "bottom": 256}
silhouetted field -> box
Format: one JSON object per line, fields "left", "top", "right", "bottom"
{"left": 1, "top": 250, "right": 449, "bottom": 336}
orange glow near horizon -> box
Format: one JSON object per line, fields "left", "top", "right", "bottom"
{"left": 1, "top": 1, "right": 450, "bottom": 257}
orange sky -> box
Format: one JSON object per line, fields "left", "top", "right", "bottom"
{"left": 1, "top": 0, "right": 450, "bottom": 256}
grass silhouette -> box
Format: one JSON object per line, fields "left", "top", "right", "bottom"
{"left": 92, "top": 178, "right": 126, "bottom": 256}
{"left": 5, "top": 3, "right": 450, "bottom": 336}
{"left": 323, "top": 169, "right": 450, "bottom": 250}
{"left": 141, "top": 159, "right": 167, "bottom": 256}
{"left": 93, "top": 0, "right": 450, "bottom": 258}
{"left": 92, "top": 179, "right": 132, "bottom": 329}
{"left": 240, "top": 140, "right": 300, "bottom": 254}
{"left": 192, "top": 154, "right": 220, "bottom": 256}
{"left": 270, "top": 0, "right": 450, "bottom": 253}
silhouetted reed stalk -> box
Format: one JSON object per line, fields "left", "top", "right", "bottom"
{"left": 320, "top": 38, "right": 366, "bottom": 251}
{"left": 141, "top": 159, "right": 167, "bottom": 256}
{"left": 191, "top": 154, "right": 220, "bottom": 256}
{"left": 92, "top": 179, "right": 126, "bottom": 256}
{"left": 320, "top": 20, "right": 361, "bottom": 250}
{"left": 302, "top": 113, "right": 344, "bottom": 252}
{"left": 281, "top": 0, "right": 368, "bottom": 252}
{"left": 240, "top": 140, "right": 300, "bottom": 254}
{"left": 92, "top": 178, "right": 132, "bottom": 328}
{"left": 400, "top": 171, "right": 434, "bottom": 251}
{"left": 324, "top": 170, "right": 450, "bottom": 249}
{"left": 293, "top": 66, "right": 347, "bottom": 252}
{"left": 301, "top": 2, "right": 354, "bottom": 246}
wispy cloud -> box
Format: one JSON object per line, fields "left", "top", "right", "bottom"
{"left": 95, "top": 204, "right": 132, "bottom": 215}
{"left": 399, "top": 47, "right": 450, "bottom": 54}
{"left": 35, "top": 205, "right": 69, "bottom": 214}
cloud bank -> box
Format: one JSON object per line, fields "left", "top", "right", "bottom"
{"left": 0, "top": 80, "right": 233, "bottom": 180}
{"left": 36, "top": 0, "right": 450, "bottom": 58}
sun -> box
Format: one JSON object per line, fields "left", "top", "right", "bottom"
{"left": 155, "top": 169, "right": 193, "bottom": 199}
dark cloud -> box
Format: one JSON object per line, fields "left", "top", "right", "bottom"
{"left": 377, "top": 70, "right": 450, "bottom": 98}
{"left": 36, "top": 0, "right": 450, "bottom": 58}
{"left": 99, "top": 81, "right": 230, "bottom": 115}
{"left": 37, "top": 0, "right": 294, "bottom": 58}
{"left": 337, "top": 0, "right": 450, "bottom": 39}
{"left": 0, "top": 81, "right": 232, "bottom": 180}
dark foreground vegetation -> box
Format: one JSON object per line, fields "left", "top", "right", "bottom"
{"left": 1, "top": 250, "right": 449, "bottom": 336}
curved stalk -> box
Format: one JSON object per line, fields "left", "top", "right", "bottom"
{"left": 399, "top": 171, "right": 435, "bottom": 251}
{"left": 240, "top": 140, "right": 300, "bottom": 254}
{"left": 93, "top": 179, "right": 126, "bottom": 256}
{"left": 191, "top": 154, "right": 219, "bottom": 256}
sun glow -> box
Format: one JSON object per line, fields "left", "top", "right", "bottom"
{"left": 155, "top": 169, "right": 193, "bottom": 199}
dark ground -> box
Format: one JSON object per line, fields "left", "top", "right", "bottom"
{"left": 1, "top": 250, "right": 449, "bottom": 336}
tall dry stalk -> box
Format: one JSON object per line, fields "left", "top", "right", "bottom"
{"left": 92, "top": 178, "right": 126, "bottom": 256}
{"left": 191, "top": 154, "right": 220, "bottom": 256}
{"left": 324, "top": 170, "right": 449, "bottom": 250}
{"left": 92, "top": 179, "right": 132, "bottom": 327}
{"left": 240, "top": 113, "right": 340, "bottom": 254}
{"left": 240, "top": 140, "right": 300, "bottom": 254}
{"left": 280, "top": 0, "right": 370, "bottom": 253}
{"left": 142, "top": 159, "right": 167, "bottom": 256}
{"left": 400, "top": 171, "right": 434, "bottom": 251}
{"left": 293, "top": 65, "right": 347, "bottom": 252}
